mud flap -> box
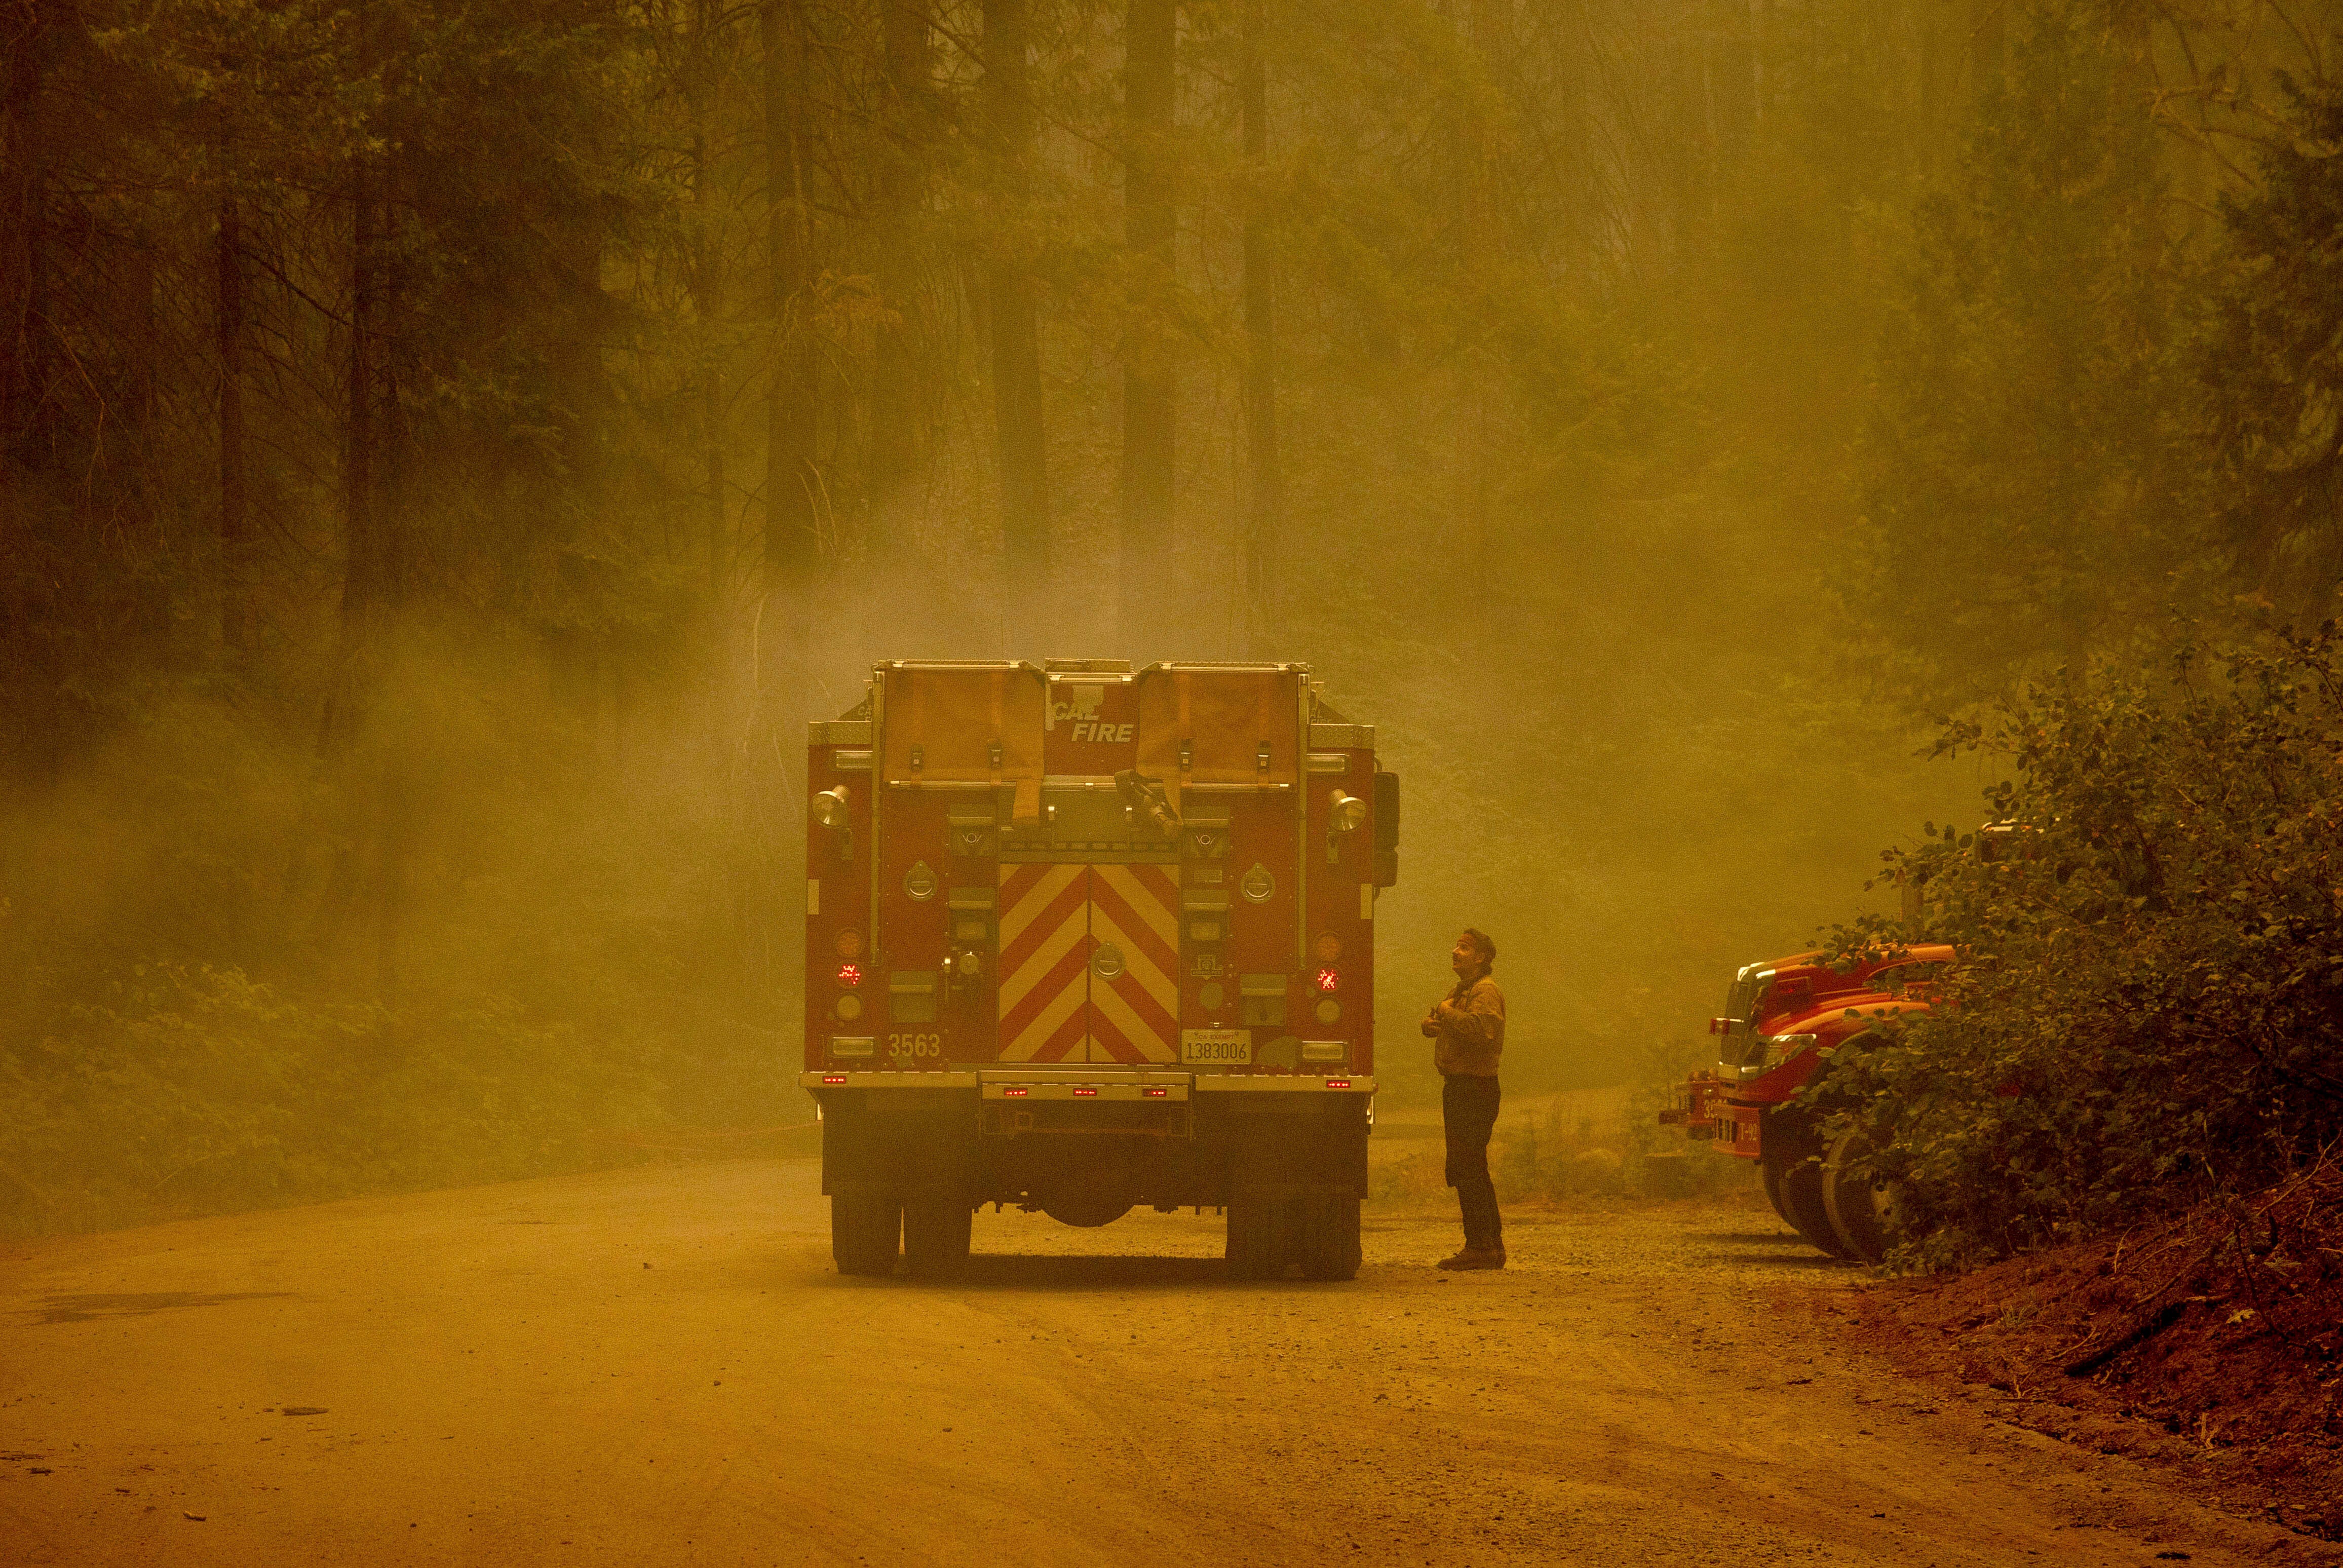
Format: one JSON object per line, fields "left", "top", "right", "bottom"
{"left": 831, "top": 1187, "right": 902, "bottom": 1277}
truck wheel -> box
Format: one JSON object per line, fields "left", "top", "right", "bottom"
{"left": 1777, "top": 1155, "right": 1854, "bottom": 1259}
{"left": 1296, "top": 1189, "right": 1362, "bottom": 1281}
{"left": 1759, "top": 1159, "right": 1791, "bottom": 1226}
{"left": 1224, "top": 1189, "right": 1281, "bottom": 1280}
{"left": 1760, "top": 1110, "right": 1851, "bottom": 1260}
{"left": 1821, "top": 1128, "right": 1897, "bottom": 1265}
{"left": 831, "top": 1190, "right": 901, "bottom": 1277}
{"left": 901, "top": 1194, "right": 973, "bottom": 1280}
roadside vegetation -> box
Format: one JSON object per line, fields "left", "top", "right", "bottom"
{"left": 1819, "top": 629, "right": 2343, "bottom": 1270}
{"left": 1795, "top": 634, "right": 2343, "bottom": 1509}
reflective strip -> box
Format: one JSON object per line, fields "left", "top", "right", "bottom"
{"left": 798, "top": 1071, "right": 979, "bottom": 1089}
{"left": 1087, "top": 864, "right": 1180, "bottom": 1064}
{"left": 999, "top": 863, "right": 1090, "bottom": 1061}
{"left": 1192, "top": 1075, "right": 1377, "bottom": 1093}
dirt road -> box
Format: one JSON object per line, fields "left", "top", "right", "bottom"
{"left": 2, "top": 1159, "right": 2330, "bottom": 1567}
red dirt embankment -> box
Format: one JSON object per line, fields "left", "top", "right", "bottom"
{"left": 1841, "top": 1159, "right": 2343, "bottom": 1543}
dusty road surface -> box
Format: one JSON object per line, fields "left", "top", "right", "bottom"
{"left": 3, "top": 1159, "right": 2332, "bottom": 1568}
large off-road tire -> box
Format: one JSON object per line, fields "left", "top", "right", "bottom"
{"left": 1224, "top": 1189, "right": 1284, "bottom": 1280}
{"left": 901, "top": 1194, "right": 974, "bottom": 1280}
{"left": 1295, "top": 1189, "right": 1362, "bottom": 1282}
{"left": 1761, "top": 1110, "right": 1852, "bottom": 1260}
{"left": 831, "top": 1189, "right": 902, "bottom": 1277}
{"left": 1777, "top": 1155, "right": 1854, "bottom": 1259}
{"left": 1821, "top": 1128, "right": 1898, "bottom": 1265}
{"left": 1759, "top": 1159, "right": 1790, "bottom": 1226}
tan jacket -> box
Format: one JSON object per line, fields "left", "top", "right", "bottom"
{"left": 1426, "top": 974, "right": 1505, "bottom": 1077}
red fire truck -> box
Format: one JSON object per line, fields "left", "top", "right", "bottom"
{"left": 799, "top": 660, "right": 1398, "bottom": 1281}
{"left": 1664, "top": 944, "right": 1950, "bottom": 1263}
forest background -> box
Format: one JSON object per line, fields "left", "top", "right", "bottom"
{"left": 4, "top": 0, "right": 2339, "bottom": 1233}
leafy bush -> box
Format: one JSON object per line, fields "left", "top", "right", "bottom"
{"left": 0, "top": 962, "right": 765, "bottom": 1235}
{"left": 1816, "top": 629, "right": 2343, "bottom": 1267}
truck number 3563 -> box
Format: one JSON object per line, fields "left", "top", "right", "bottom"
{"left": 887, "top": 1032, "right": 942, "bottom": 1059}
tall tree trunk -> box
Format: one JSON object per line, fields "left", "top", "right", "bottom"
{"left": 1969, "top": 0, "right": 2004, "bottom": 101}
{"left": 1238, "top": 0, "right": 1280, "bottom": 657}
{"left": 757, "top": 0, "right": 823, "bottom": 1019}
{"left": 983, "top": 0, "right": 1049, "bottom": 653}
{"left": 314, "top": 146, "right": 391, "bottom": 975}
{"left": 0, "top": 1, "right": 64, "bottom": 789}
{"left": 217, "top": 194, "right": 252, "bottom": 662}
{"left": 693, "top": 0, "right": 726, "bottom": 617}
{"left": 867, "top": 0, "right": 929, "bottom": 524}
{"left": 334, "top": 157, "right": 381, "bottom": 718}
{"left": 762, "top": 0, "right": 820, "bottom": 679}
{"left": 1118, "top": 0, "right": 1175, "bottom": 654}
{"left": 1, "top": 0, "right": 48, "bottom": 457}
{"left": 1455, "top": 0, "right": 1509, "bottom": 656}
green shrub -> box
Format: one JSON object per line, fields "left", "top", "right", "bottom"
{"left": 1815, "top": 629, "right": 2343, "bottom": 1267}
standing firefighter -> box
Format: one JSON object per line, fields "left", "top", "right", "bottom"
{"left": 1424, "top": 928, "right": 1505, "bottom": 1269}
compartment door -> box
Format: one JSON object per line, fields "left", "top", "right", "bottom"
{"left": 997, "top": 861, "right": 1182, "bottom": 1064}
{"left": 1085, "top": 864, "right": 1180, "bottom": 1064}
{"left": 997, "top": 862, "right": 1091, "bottom": 1062}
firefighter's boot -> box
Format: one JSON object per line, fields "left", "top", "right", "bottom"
{"left": 1437, "top": 1246, "right": 1506, "bottom": 1270}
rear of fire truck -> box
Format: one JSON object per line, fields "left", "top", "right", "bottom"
{"left": 1664, "top": 945, "right": 1949, "bottom": 1263}
{"left": 800, "top": 659, "right": 1399, "bottom": 1280}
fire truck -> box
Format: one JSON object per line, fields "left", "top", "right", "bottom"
{"left": 798, "top": 660, "right": 1398, "bottom": 1281}
{"left": 1663, "top": 944, "right": 1951, "bottom": 1263}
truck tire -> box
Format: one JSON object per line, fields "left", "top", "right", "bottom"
{"left": 1821, "top": 1128, "right": 1897, "bottom": 1265}
{"left": 1777, "top": 1155, "right": 1854, "bottom": 1259}
{"left": 1761, "top": 1111, "right": 1853, "bottom": 1260}
{"left": 1759, "top": 1159, "right": 1791, "bottom": 1226}
{"left": 831, "top": 1189, "right": 902, "bottom": 1277}
{"left": 1224, "top": 1189, "right": 1283, "bottom": 1280}
{"left": 1296, "top": 1189, "right": 1362, "bottom": 1281}
{"left": 901, "top": 1194, "right": 973, "bottom": 1280}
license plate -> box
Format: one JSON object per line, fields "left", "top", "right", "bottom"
{"left": 1181, "top": 1028, "right": 1252, "bottom": 1065}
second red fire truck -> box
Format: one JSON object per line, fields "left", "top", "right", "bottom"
{"left": 1665, "top": 944, "right": 1950, "bottom": 1263}
{"left": 799, "top": 660, "right": 1398, "bottom": 1280}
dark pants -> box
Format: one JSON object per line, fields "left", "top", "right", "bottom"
{"left": 1442, "top": 1073, "right": 1503, "bottom": 1251}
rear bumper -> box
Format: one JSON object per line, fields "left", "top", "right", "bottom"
{"left": 805, "top": 1067, "right": 1373, "bottom": 1202}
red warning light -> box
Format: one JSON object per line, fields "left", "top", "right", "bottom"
{"left": 1003, "top": 1087, "right": 1029, "bottom": 1097}
{"left": 1073, "top": 1086, "right": 1098, "bottom": 1097}
{"left": 837, "top": 962, "right": 862, "bottom": 987}
{"left": 1325, "top": 1079, "right": 1352, "bottom": 1089}
{"left": 1315, "top": 968, "right": 1340, "bottom": 992}
{"left": 821, "top": 1074, "right": 848, "bottom": 1085}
